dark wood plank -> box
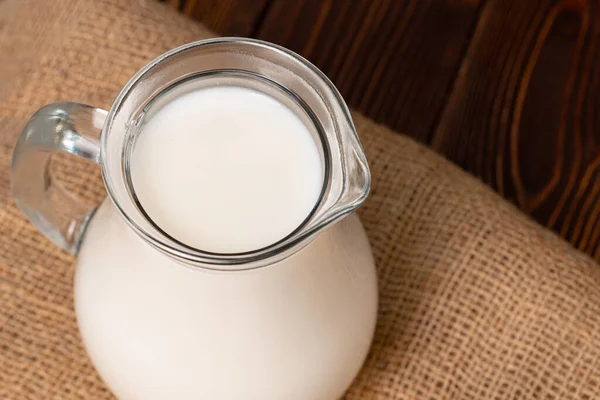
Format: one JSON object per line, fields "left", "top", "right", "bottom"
{"left": 255, "top": 0, "right": 484, "bottom": 141}
{"left": 183, "top": 0, "right": 270, "bottom": 37}
{"left": 158, "top": 0, "right": 185, "bottom": 11}
{"left": 433, "top": 0, "right": 600, "bottom": 259}
{"left": 169, "top": 0, "right": 183, "bottom": 10}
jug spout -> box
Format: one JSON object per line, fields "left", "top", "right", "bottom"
{"left": 345, "top": 142, "right": 371, "bottom": 211}
{"left": 316, "top": 117, "right": 371, "bottom": 226}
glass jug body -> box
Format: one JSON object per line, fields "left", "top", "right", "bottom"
{"left": 11, "top": 38, "right": 378, "bottom": 399}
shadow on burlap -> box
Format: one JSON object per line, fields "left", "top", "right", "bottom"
{"left": 1, "top": 0, "right": 600, "bottom": 399}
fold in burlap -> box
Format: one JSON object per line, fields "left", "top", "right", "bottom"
{"left": 1, "top": 0, "right": 600, "bottom": 399}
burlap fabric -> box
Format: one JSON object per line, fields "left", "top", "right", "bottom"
{"left": 1, "top": 0, "right": 600, "bottom": 398}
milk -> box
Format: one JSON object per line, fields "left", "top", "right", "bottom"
{"left": 130, "top": 85, "right": 323, "bottom": 253}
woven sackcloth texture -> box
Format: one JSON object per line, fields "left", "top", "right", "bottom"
{"left": 1, "top": 0, "right": 600, "bottom": 399}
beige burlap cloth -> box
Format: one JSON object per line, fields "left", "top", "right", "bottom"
{"left": 1, "top": 0, "right": 600, "bottom": 398}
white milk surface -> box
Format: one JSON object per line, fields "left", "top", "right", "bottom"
{"left": 131, "top": 86, "right": 323, "bottom": 253}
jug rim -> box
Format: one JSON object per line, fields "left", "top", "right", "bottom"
{"left": 100, "top": 38, "right": 370, "bottom": 270}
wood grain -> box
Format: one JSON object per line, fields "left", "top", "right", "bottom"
{"left": 166, "top": 0, "right": 600, "bottom": 260}
{"left": 434, "top": 0, "right": 600, "bottom": 258}
{"left": 182, "top": 0, "right": 269, "bottom": 36}
{"left": 256, "top": 0, "right": 483, "bottom": 141}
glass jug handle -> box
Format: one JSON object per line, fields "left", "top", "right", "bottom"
{"left": 11, "top": 102, "right": 107, "bottom": 255}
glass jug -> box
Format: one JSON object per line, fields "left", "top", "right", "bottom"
{"left": 11, "top": 38, "right": 378, "bottom": 400}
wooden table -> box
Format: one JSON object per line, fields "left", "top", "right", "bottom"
{"left": 164, "top": 0, "right": 600, "bottom": 261}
